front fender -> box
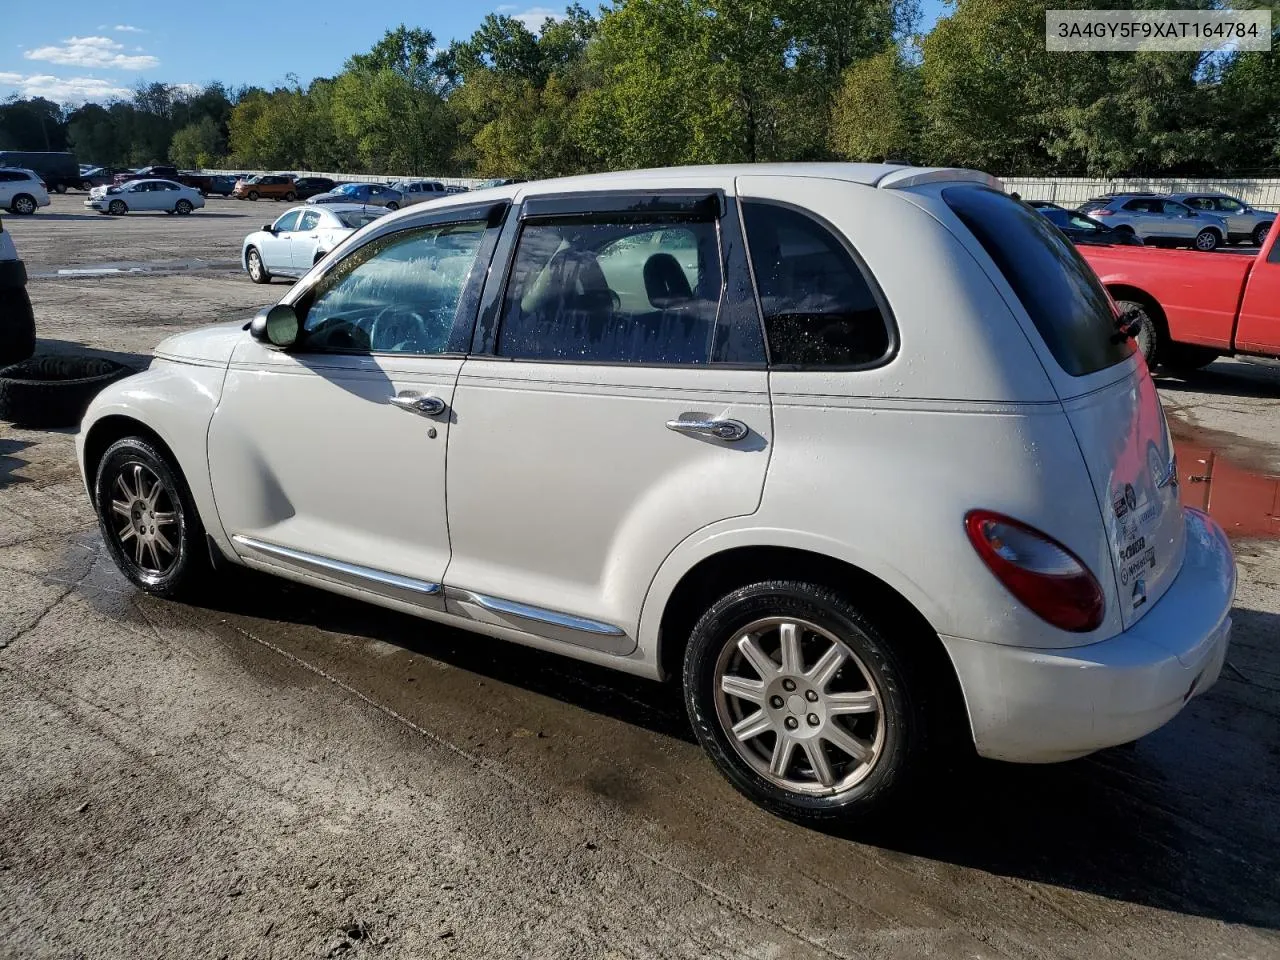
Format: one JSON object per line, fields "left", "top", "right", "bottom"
{"left": 78, "top": 360, "right": 232, "bottom": 554}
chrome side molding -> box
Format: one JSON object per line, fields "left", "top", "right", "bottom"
{"left": 231, "top": 535, "right": 443, "bottom": 607}
{"left": 445, "top": 587, "right": 633, "bottom": 655}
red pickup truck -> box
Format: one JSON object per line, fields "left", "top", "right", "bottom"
{"left": 1079, "top": 222, "right": 1280, "bottom": 370}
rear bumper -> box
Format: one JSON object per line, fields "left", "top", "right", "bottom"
{"left": 942, "top": 508, "right": 1235, "bottom": 763}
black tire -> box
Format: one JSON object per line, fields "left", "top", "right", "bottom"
{"left": 108, "top": 199, "right": 127, "bottom": 216}
{"left": 1116, "top": 298, "right": 1161, "bottom": 367}
{"left": 175, "top": 199, "right": 193, "bottom": 215}
{"left": 247, "top": 190, "right": 259, "bottom": 201}
{"left": 53, "top": 183, "right": 67, "bottom": 194}
{"left": 10, "top": 194, "right": 37, "bottom": 215}
{"left": 385, "top": 201, "right": 399, "bottom": 211}
{"left": 0, "top": 355, "right": 131, "bottom": 428}
{"left": 1115, "top": 226, "right": 1136, "bottom": 237}
{"left": 0, "top": 287, "right": 37, "bottom": 367}
{"left": 1254, "top": 222, "right": 1272, "bottom": 247}
{"left": 246, "top": 247, "right": 270, "bottom": 284}
{"left": 683, "top": 581, "right": 928, "bottom": 823}
{"left": 1193, "top": 228, "right": 1220, "bottom": 252}
{"left": 94, "top": 436, "right": 210, "bottom": 598}
{"left": 79, "top": 180, "right": 92, "bottom": 191}
{"left": 284, "top": 191, "right": 296, "bottom": 202}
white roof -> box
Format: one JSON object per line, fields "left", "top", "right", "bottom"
{"left": 516, "top": 162, "right": 1000, "bottom": 192}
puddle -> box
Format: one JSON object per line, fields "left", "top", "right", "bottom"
{"left": 29, "top": 258, "right": 240, "bottom": 279}
{"left": 1176, "top": 439, "right": 1280, "bottom": 539}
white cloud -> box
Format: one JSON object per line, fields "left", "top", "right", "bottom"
{"left": 24, "top": 36, "right": 159, "bottom": 71}
{"left": 113, "top": 24, "right": 144, "bottom": 33}
{"left": 0, "top": 71, "right": 130, "bottom": 102}
{"left": 509, "top": 6, "right": 558, "bottom": 32}
{"left": 171, "top": 83, "right": 203, "bottom": 98}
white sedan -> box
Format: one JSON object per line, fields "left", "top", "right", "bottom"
{"left": 84, "top": 179, "right": 206, "bottom": 216}
{"left": 242, "top": 203, "right": 386, "bottom": 283}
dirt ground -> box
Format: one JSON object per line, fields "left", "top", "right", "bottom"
{"left": 1, "top": 195, "right": 1278, "bottom": 960}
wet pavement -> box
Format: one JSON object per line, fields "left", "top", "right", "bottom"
{"left": 1, "top": 196, "right": 1279, "bottom": 958}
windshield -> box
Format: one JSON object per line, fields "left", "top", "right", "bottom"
{"left": 943, "top": 185, "right": 1135, "bottom": 377}
{"left": 337, "top": 184, "right": 363, "bottom": 195}
{"left": 336, "top": 210, "right": 383, "bottom": 228}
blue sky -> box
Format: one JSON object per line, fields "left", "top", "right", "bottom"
{"left": 1, "top": 1, "right": 948, "bottom": 105}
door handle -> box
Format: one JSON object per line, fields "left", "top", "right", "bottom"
{"left": 389, "top": 392, "right": 447, "bottom": 417}
{"left": 666, "top": 417, "right": 749, "bottom": 442}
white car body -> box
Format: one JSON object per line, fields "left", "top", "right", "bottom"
{"left": 242, "top": 203, "right": 386, "bottom": 278}
{"left": 0, "top": 221, "right": 16, "bottom": 262}
{"left": 0, "top": 167, "right": 51, "bottom": 214}
{"left": 85, "top": 179, "right": 206, "bottom": 215}
{"left": 77, "top": 164, "right": 1234, "bottom": 806}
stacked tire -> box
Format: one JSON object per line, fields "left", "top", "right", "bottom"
{"left": 0, "top": 355, "right": 132, "bottom": 428}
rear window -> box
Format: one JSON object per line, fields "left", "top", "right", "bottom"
{"left": 943, "top": 186, "right": 1134, "bottom": 377}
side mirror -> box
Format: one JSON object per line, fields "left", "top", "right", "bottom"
{"left": 249, "top": 303, "right": 299, "bottom": 348}
{"left": 263, "top": 223, "right": 276, "bottom": 233}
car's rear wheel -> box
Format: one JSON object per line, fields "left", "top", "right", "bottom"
{"left": 11, "top": 195, "right": 37, "bottom": 215}
{"left": 246, "top": 247, "right": 270, "bottom": 284}
{"left": 1194, "top": 228, "right": 1220, "bottom": 251}
{"left": 108, "top": 199, "right": 127, "bottom": 216}
{"left": 683, "top": 581, "right": 925, "bottom": 822}
{"left": 94, "top": 437, "right": 210, "bottom": 598}
{"left": 284, "top": 191, "right": 296, "bottom": 201}
{"left": 175, "top": 199, "right": 193, "bottom": 215}
{"left": 385, "top": 201, "right": 399, "bottom": 210}
{"left": 1254, "top": 222, "right": 1272, "bottom": 247}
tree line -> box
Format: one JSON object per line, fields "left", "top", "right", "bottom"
{"left": 2, "top": 0, "right": 1278, "bottom": 179}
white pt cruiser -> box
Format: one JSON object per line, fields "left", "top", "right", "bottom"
{"left": 78, "top": 164, "right": 1235, "bottom": 822}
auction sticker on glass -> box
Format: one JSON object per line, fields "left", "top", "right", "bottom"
{"left": 1046, "top": 9, "right": 1271, "bottom": 52}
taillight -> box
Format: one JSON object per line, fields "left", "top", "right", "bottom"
{"left": 1091, "top": 209, "right": 1113, "bottom": 216}
{"left": 964, "top": 510, "right": 1105, "bottom": 632}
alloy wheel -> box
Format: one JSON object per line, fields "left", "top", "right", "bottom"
{"left": 14, "top": 196, "right": 36, "bottom": 215}
{"left": 108, "top": 461, "right": 180, "bottom": 577}
{"left": 1195, "top": 230, "right": 1218, "bottom": 251}
{"left": 713, "top": 616, "right": 885, "bottom": 797}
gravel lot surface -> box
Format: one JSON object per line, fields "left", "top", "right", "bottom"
{"left": 1, "top": 195, "right": 1278, "bottom": 959}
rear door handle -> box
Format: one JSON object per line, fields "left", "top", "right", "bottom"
{"left": 390, "top": 392, "right": 447, "bottom": 417}
{"left": 666, "top": 417, "right": 749, "bottom": 442}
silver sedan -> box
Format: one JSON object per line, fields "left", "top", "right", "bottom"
{"left": 241, "top": 203, "right": 385, "bottom": 283}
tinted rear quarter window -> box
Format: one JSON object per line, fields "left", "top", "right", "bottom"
{"left": 942, "top": 186, "right": 1134, "bottom": 377}
{"left": 741, "top": 201, "right": 892, "bottom": 368}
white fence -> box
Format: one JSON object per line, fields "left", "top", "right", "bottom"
{"left": 1001, "top": 176, "right": 1280, "bottom": 211}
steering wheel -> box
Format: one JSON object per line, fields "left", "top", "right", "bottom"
{"left": 369, "top": 307, "right": 428, "bottom": 353}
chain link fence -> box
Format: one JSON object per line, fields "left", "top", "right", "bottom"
{"left": 1001, "top": 176, "right": 1280, "bottom": 211}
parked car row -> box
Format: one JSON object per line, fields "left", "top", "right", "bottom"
{"left": 1026, "top": 190, "right": 1274, "bottom": 251}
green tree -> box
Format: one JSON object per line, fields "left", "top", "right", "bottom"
{"left": 170, "top": 116, "right": 226, "bottom": 168}
{"left": 830, "top": 48, "right": 920, "bottom": 161}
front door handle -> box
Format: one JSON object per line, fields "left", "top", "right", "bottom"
{"left": 389, "top": 392, "right": 447, "bottom": 417}
{"left": 666, "top": 417, "right": 749, "bottom": 442}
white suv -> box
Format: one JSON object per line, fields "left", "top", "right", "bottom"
{"left": 0, "top": 167, "right": 51, "bottom": 215}
{"left": 77, "top": 164, "right": 1234, "bottom": 821}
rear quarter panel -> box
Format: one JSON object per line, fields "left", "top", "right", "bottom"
{"left": 1080, "top": 245, "right": 1253, "bottom": 350}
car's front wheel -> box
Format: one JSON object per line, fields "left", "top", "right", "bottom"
{"left": 385, "top": 201, "right": 399, "bottom": 210}
{"left": 683, "top": 581, "right": 925, "bottom": 822}
{"left": 247, "top": 190, "right": 259, "bottom": 201}
{"left": 108, "top": 199, "right": 127, "bottom": 216}
{"left": 1194, "top": 228, "right": 1220, "bottom": 251}
{"left": 94, "top": 437, "right": 210, "bottom": 598}
{"left": 10, "top": 194, "right": 37, "bottom": 215}
{"left": 1254, "top": 222, "right": 1272, "bottom": 247}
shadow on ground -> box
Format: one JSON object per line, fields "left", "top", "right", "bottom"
{"left": 1157, "top": 358, "right": 1280, "bottom": 398}
{"left": 32, "top": 339, "right": 152, "bottom": 371}
{"left": 149, "top": 563, "right": 1280, "bottom": 931}
{"left": 0, "top": 438, "right": 34, "bottom": 489}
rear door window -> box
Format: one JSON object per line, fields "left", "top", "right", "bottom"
{"left": 942, "top": 186, "right": 1135, "bottom": 377}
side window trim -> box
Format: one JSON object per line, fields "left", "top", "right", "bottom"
{"left": 739, "top": 197, "right": 899, "bottom": 371}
